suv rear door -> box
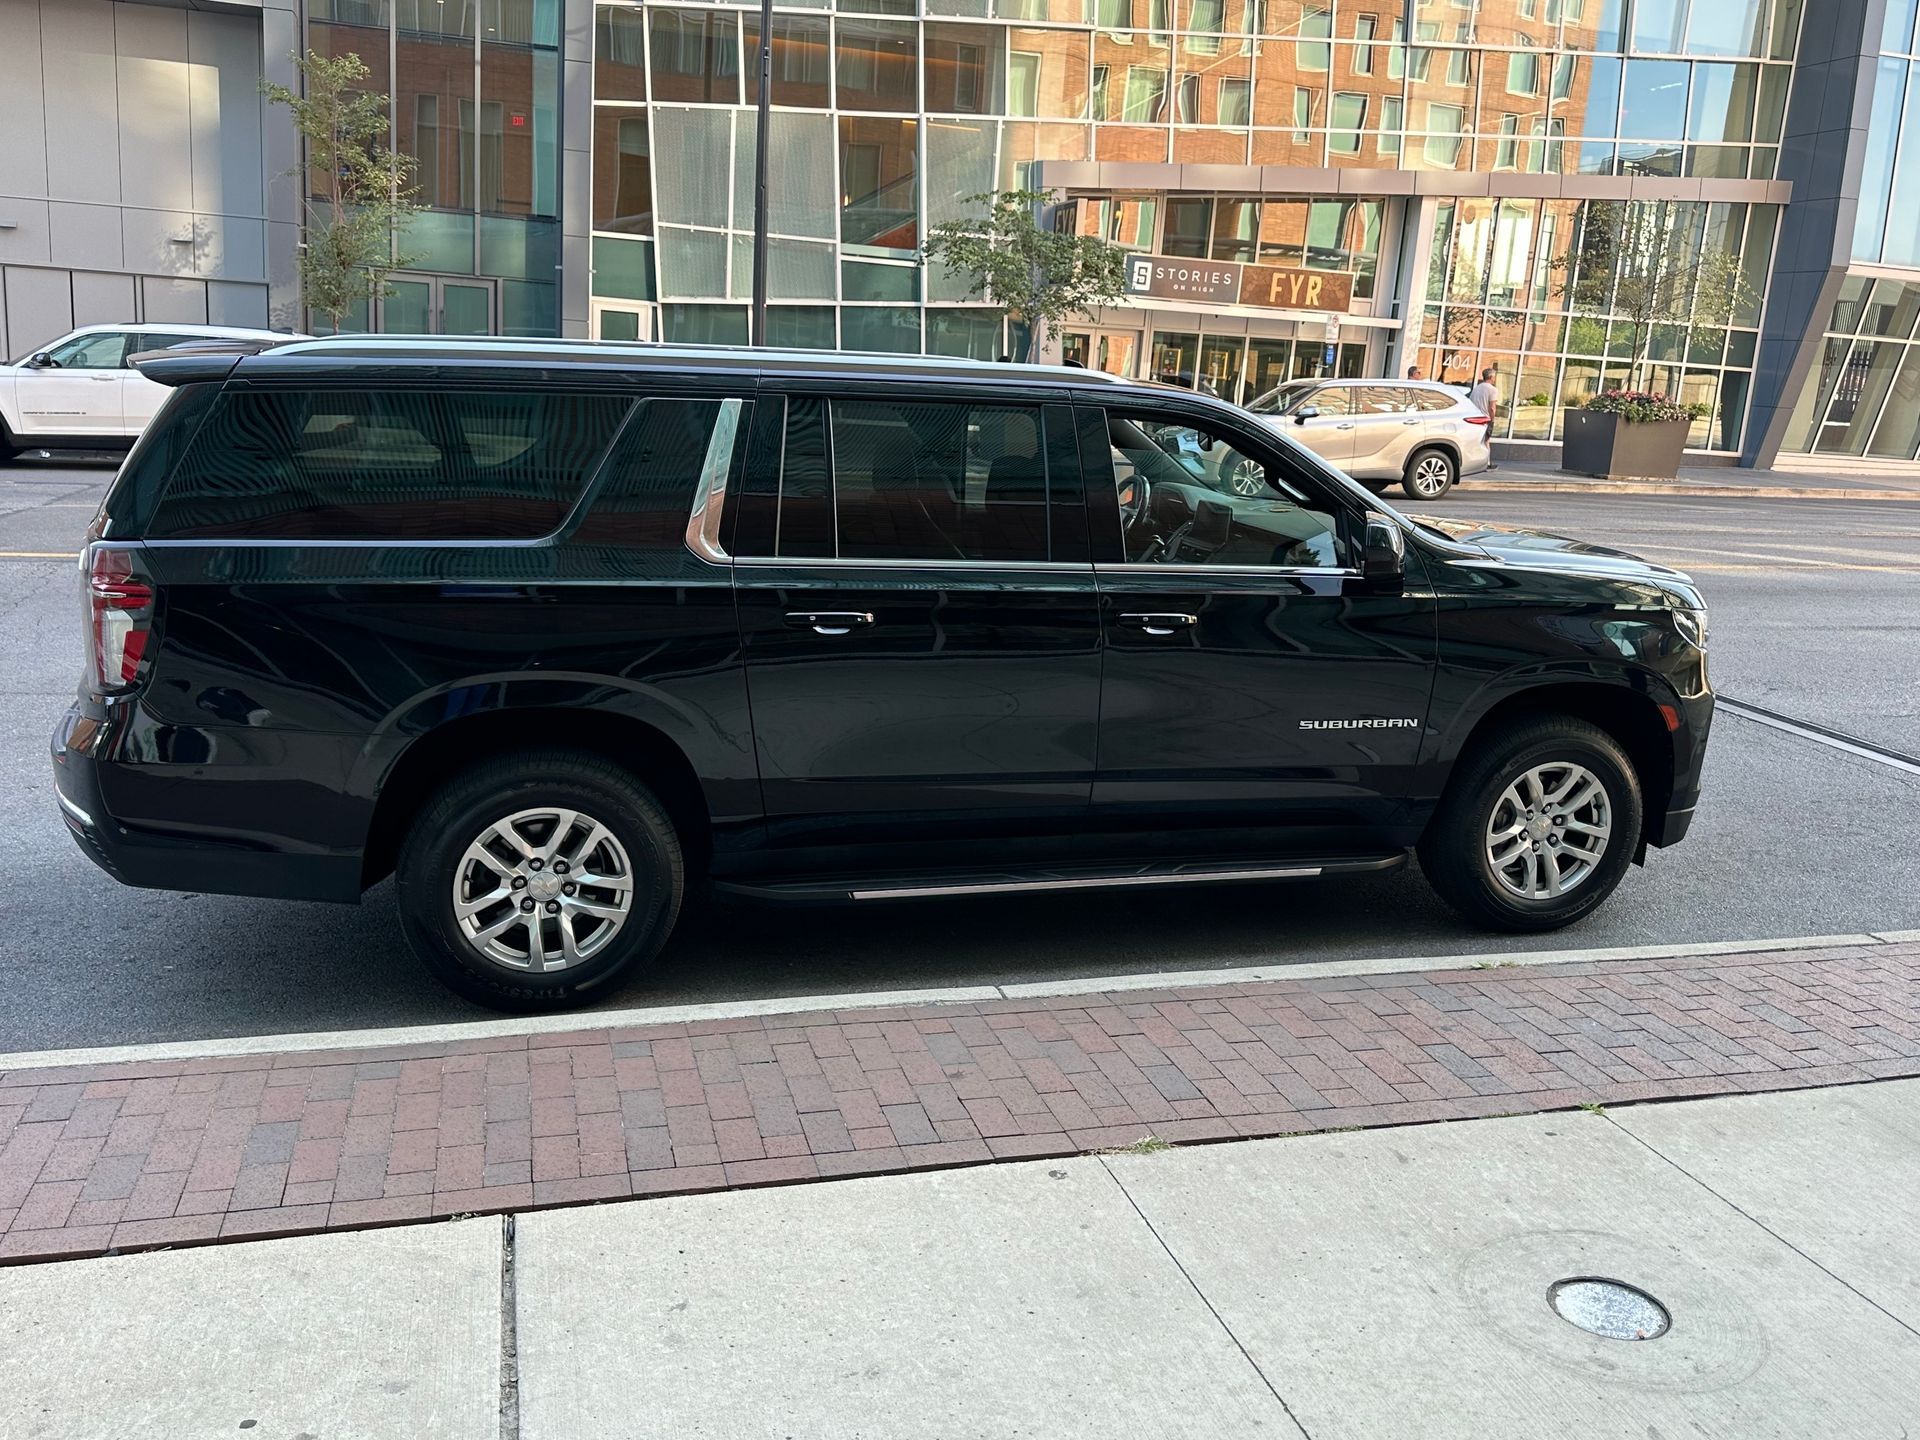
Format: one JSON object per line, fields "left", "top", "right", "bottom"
{"left": 727, "top": 381, "right": 1101, "bottom": 849}
{"left": 1347, "top": 384, "right": 1424, "bottom": 479}
{"left": 1078, "top": 394, "right": 1438, "bottom": 852}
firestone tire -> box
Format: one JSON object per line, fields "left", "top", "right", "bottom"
{"left": 396, "top": 747, "right": 683, "bottom": 1013}
{"left": 1417, "top": 717, "right": 1642, "bottom": 933}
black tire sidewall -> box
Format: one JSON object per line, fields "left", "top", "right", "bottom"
{"left": 397, "top": 761, "right": 681, "bottom": 1010}
{"left": 1421, "top": 722, "right": 1642, "bottom": 931}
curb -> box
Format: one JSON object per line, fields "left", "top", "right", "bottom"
{"left": 1469, "top": 479, "right": 1920, "bottom": 501}
{"left": 0, "top": 930, "right": 1896, "bottom": 1075}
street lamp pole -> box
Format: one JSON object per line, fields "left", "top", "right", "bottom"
{"left": 751, "top": 0, "right": 773, "bottom": 346}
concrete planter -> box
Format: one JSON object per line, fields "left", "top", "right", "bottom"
{"left": 1559, "top": 410, "right": 1691, "bottom": 480}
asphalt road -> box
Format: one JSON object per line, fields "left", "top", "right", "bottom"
{"left": 3, "top": 459, "right": 1918, "bottom": 1052}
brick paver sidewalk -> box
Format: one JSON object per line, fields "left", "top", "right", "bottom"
{"left": 3, "top": 940, "right": 1917, "bottom": 1266}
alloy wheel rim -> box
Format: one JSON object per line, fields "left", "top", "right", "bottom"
{"left": 1484, "top": 762, "right": 1611, "bottom": 901}
{"left": 1229, "top": 460, "right": 1265, "bottom": 496}
{"left": 451, "top": 807, "right": 634, "bottom": 971}
{"left": 1415, "top": 457, "right": 1451, "bottom": 495}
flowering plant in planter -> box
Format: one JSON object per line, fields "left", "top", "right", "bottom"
{"left": 1582, "top": 390, "right": 1708, "bottom": 425}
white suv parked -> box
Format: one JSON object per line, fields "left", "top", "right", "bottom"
{"left": 1248, "top": 379, "right": 1493, "bottom": 500}
{"left": 1, "top": 323, "right": 298, "bottom": 460}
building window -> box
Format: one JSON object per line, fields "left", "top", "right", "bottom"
{"left": 1331, "top": 92, "right": 1367, "bottom": 152}
{"left": 1293, "top": 85, "right": 1316, "bottom": 140}
{"left": 1495, "top": 113, "right": 1521, "bottom": 169}
{"left": 1379, "top": 95, "right": 1403, "bottom": 159}
{"left": 1163, "top": 196, "right": 1212, "bottom": 256}
{"left": 1124, "top": 65, "right": 1169, "bottom": 121}
{"left": 1353, "top": 13, "right": 1377, "bottom": 73}
{"left": 1300, "top": 8, "right": 1332, "bottom": 69}
{"left": 1175, "top": 74, "right": 1200, "bottom": 122}
{"left": 1508, "top": 50, "right": 1539, "bottom": 96}
{"left": 1424, "top": 102, "right": 1465, "bottom": 165}
{"left": 1219, "top": 76, "right": 1252, "bottom": 127}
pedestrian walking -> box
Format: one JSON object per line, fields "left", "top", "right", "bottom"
{"left": 1469, "top": 365, "right": 1501, "bottom": 469}
{"left": 1405, "top": 363, "right": 1424, "bottom": 381}
{"left": 1469, "top": 366, "right": 1500, "bottom": 424}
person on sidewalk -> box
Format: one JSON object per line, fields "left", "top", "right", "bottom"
{"left": 1405, "top": 363, "right": 1424, "bottom": 382}
{"left": 1469, "top": 365, "right": 1501, "bottom": 470}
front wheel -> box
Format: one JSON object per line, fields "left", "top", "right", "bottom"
{"left": 396, "top": 748, "right": 684, "bottom": 1011}
{"left": 1417, "top": 717, "right": 1642, "bottom": 932}
{"left": 1402, "top": 448, "right": 1456, "bottom": 501}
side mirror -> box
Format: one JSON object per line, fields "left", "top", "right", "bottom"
{"left": 1293, "top": 405, "right": 1320, "bottom": 424}
{"left": 1195, "top": 433, "right": 1216, "bottom": 452}
{"left": 26, "top": 352, "right": 54, "bottom": 369}
{"left": 1361, "top": 512, "right": 1405, "bottom": 592}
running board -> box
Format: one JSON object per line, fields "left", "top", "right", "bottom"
{"left": 716, "top": 853, "right": 1407, "bottom": 903}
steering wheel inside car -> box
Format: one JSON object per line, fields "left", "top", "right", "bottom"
{"left": 1117, "top": 471, "right": 1151, "bottom": 533}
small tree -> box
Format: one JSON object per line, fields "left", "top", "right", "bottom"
{"left": 924, "top": 189, "right": 1130, "bottom": 362}
{"left": 263, "top": 51, "right": 421, "bottom": 333}
{"left": 1557, "top": 200, "right": 1757, "bottom": 395}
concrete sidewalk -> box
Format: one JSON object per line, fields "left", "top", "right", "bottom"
{"left": 1474, "top": 456, "right": 1920, "bottom": 501}
{"left": 4, "top": 1080, "right": 1916, "bottom": 1438}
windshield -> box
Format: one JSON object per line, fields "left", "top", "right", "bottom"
{"left": 1247, "top": 382, "right": 1315, "bottom": 416}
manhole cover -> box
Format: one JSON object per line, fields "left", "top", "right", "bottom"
{"left": 1549, "top": 1277, "right": 1671, "bottom": 1340}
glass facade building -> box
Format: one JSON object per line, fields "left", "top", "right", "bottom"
{"left": 276, "top": 0, "right": 1920, "bottom": 464}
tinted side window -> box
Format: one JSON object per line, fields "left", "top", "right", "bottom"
{"left": 1307, "top": 386, "right": 1354, "bottom": 416}
{"left": 833, "top": 400, "right": 1052, "bottom": 562}
{"left": 1359, "top": 385, "right": 1412, "bottom": 414}
{"left": 574, "top": 396, "right": 745, "bottom": 548}
{"left": 1102, "top": 408, "right": 1347, "bottom": 569}
{"left": 752, "top": 397, "right": 1057, "bottom": 563}
{"left": 1412, "top": 388, "right": 1455, "bottom": 412}
{"left": 45, "top": 332, "right": 129, "bottom": 369}
{"left": 152, "top": 389, "right": 632, "bottom": 540}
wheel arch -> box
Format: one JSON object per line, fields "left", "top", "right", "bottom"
{"left": 1440, "top": 680, "right": 1677, "bottom": 850}
{"left": 359, "top": 708, "right": 714, "bottom": 892}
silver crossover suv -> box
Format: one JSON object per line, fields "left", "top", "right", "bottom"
{"left": 1247, "top": 379, "right": 1492, "bottom": 500}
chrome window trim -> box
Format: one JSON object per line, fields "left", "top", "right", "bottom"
{"left": 732, "top": 555, "right": 1095, "bottom": 573}
{"left": 1095, "top": 562, "right": 1360, "bottom": 578}
{"left": 684, "top": 395, "right": 744, "bottom": 565}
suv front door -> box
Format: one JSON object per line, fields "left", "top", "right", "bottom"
{"left": 16, "top": 330, "right": 128, "bottom": 437}
{"left": 1280, "top": 383, "right": 1357, "bottom": 470}
{"left": 1080, "top": 398, "right": 1438, "bottom": 852}
{"left": 729, "top": 384, "right": 1102, "bottom": 851}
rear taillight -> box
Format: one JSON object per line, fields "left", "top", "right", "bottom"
{"left": 84, "top": 546, "right": 154, "bottom": 693}
{"left": 1464, "top": 415, "right": 1492, "bottom": 427}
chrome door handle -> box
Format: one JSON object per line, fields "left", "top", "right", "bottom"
{"left": 1402, "top": 418, "right": 1421, "bottom": 425}
{"left": 1336, "top": 423, "right": 1355, "bottom": 430}
{"left": 1119, "top": 612, "right": 1197, "bottom": 636}
{"left": 92, "top": 374, "right": 116, "bottom": 381}
{"left": 785, "top": 610, "right": 874, "bottom": 636}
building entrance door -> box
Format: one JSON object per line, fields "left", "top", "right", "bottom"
{"left": 380, "top": 277, "right": 498, "bottom": 335}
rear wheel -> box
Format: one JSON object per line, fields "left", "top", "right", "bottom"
{"left": 1417, "top": 717, "right": 1641, "bottom": 932}
{"left": 1401, "top": 447, "right": 1456, "bottom": 501}
{"left": 396, "top": 748, "right": 683, "bottom": 1011}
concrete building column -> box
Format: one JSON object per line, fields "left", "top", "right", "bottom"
{"left": 1745, "top": 0, "right": 1888, "bottom": 466}
{"left": 560, "top": 0, "right": 594, "bottom": 339}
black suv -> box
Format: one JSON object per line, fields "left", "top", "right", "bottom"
{"left": 52, "top": 340, "right": 1712, "bottom": 1010}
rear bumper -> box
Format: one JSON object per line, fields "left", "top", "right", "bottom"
{"left": 51, "top": 701, "right": 364, "bottom": 903}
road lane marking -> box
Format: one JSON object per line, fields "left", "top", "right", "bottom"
{"left": 0, "top": 932, "right": 1892, "bottom": 1073}
{"left": 1719, "top": 699, "right": 1920, "bottom": 778}
{"left": 0, "top": 551, "right": 80, "bottom": 560}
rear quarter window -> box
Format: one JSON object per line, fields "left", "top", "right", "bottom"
{"left": 148, "top": 388, "right": 633, "bottom": 540}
